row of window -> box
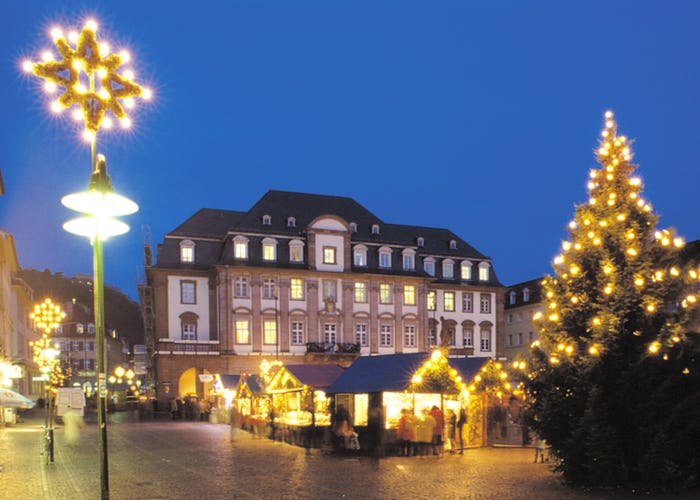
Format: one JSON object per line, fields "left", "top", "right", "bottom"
{"left": 180, "top": 238, "right": 491, "bottom": 281}
{"left": 507, "top": 288, "right": 532, "bottom": 305}
{"left": 203, "top": 278, "right": 494, "bottom": 313}
{"left": 227, "top": 319, "right": 492, "bottom": 350}
{"left": 54, "top": 339, "right": 96, "bottom": 352}
{"left": 55, "top": 323, "right": 96, "bottom": 335}
{"left": 506, "top": 331, "right": 534, "bottom": 347}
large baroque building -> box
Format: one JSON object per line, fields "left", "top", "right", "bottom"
{"left": 142, "top": 191, "right": 505, "bottom": 399}
{"left": 503, "top": 278, "right": 542, "bottom": 361}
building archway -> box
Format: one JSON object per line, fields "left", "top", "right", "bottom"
{"left": 178, "top": 367, "right": 213, "bottom": 398}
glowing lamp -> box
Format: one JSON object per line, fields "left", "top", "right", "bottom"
{"left": 62, "top": 155, "right": 138, "bottom": 241}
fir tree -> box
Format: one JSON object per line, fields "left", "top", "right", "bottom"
{"left": 525, "top": 112, "right": 700, "bottom": 491}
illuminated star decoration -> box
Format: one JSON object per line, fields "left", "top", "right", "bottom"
{"left": 24, "top": 20, "right": 151, "bottom": 142}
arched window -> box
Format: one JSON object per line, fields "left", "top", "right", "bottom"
{"left": 262, "top": 237, "right": 277, "bottom": 261}
{"left": 424, "top": 257, "right": 435, "bottom": 276}
{"left": 379, "top": 246, "right": 392, "bottom": 268}
{"left": 417, "top": 237, "right": 424, "bottom": 247}
{"left": 479, "top": 261, "right": 491, "bottom": 281}
{"left": 371, "top": 224, "right": 380, "bottom": 235}
{"left": 349, "top": 222, "right": 358, "bottom": 233}
{"left": 509, "top": 291, "right": 517, "bottom": 305}
{"left": 442, "top": 259, "right": 454, "bottom": 279}
{"left": 523, "top": 288, "right": 531, "bottom": 302}
{"left": 460, "top": 260, "right": 472, "bottom": 280}
{"left": 233, "top": 235, "right": 249, "bottom": 260}
{"left": 287, "top": 217, "right": 296, "bottom": 227}
{"left": 289, "top": 239, "right": 304, "bottom": 263}
{"left": 262, "top": 214, "right": 272, "bottom": 225}
{"left": 449, "top": 239, "right": 457, "bottom": 250}
{"left": 353, "top": 245, "right": 368, "bottom": 266}
{"left": 402, "top": 248, "right": 415, "bottom": 271}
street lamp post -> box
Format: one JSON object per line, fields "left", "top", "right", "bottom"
{"left": 29, "top": 298, "right": 65, "bottom": 463}
{"left": 24, "top": 19, "right": 150, "bottom": 500}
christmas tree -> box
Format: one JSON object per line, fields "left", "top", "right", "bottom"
{"left": 525, "top": 112, "right": 700, "bottom": 491}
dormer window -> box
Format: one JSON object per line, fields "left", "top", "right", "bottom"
{"left": 442, "top": 259, "right": 454, "bottom": 279}
{"left": 371, "top": 224, "right": 380, "bottom": 235}
{"left": 233, "top": 235, "right": 249, "bottom": 259}
{"left": 179, "top": 239, "right": 195, "bottom": 263}
{"left": 379, "top": 246, "right": 392, "bottom": 268}
{"left": 349, "top": 222, "right": 357, "bottom": 233}
{"left": 262, "top": 237, "right": 277, "bottom": 261}
{"left": 424, "top": 257, "right": 435, "bottom": 276}
{"left": 353, "top": 245, "right": 368, "bottom": 266}
{"left": 449, "top": 239, "right": 457, "bottom": 250}
{"left": 402, "top": 248, "right": 416, "bottom": 271}
{"left": 509, "top": 291, "right": 517, "bottom": 305}
{"left": 287, "top": 217, "right": 296, "bottom": 227}
{"left": 523, "top": 288, "right": 531, "bottom": 302}
{"left": 461, "top": 260, "right": 472, "bottom": 280}
{"left": 289, "top": 239, "right": 304, "bottom": 263}
{"left": 262, "top": 214, "right": 272, "bottom": 225}
{"left": 417, "top": 237, "right": 424, "bottom": 247}
{"left": 479, "top": 261, "right": 491, "bottom": 281}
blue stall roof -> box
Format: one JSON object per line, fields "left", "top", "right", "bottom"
{"left": 220, "top": 374, "right": 240, "bottom": 389}
{"left": 284, "top": 364, "right": 345, "bottom": 389}
{"left": 327, "top": 353, "right": 489, "bottom": 394}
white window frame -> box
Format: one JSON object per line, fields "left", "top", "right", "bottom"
{"left": 427, "top": 291, "right": 436, "bottom": 311}
{"left": 379, "top": 247, "right": 392, "bottom": 268}
{"left": 353, "top": 245, "right": 367, "bottom": 267}
{"left": 379, "top": 283, "right": 392, "bottom": 304}
{"left": 290, "top": 278, "right": 304, "bottom": 300}
{"left": 289, "top": 239, "right": 304, "bottom": 263}
{"left": 291, "top": 321, "right": 304, "bottom": 345}
{"left": 509, "top": 291, "right": 516, "bottom": 305}
{"left": 480, "top": 293, "right": 491, "bottom": 314}
{"left": 233, "top": 236, "right": 249, "bottom": 260}
{"left": 462, "top": 292, "right": 473, "bottom": 313}
{"left": 180, "top": 280, "right": 196, "bottom": 304}
{"left": 262, "top": 238, "right": 277, "bottom": 261}
{"left": 235, "top": 320, "right": 250, "bottom": 344}
{"left": 182, "top": 322, "right": 196, "bottom": 341}
{"left": 480, "top": 327, "right": 491, "bottom": 351}
{"left": 444, "top": 291, "right": 455, "bottom": 312}
{"left": 262, "top": 214, "right": 272, "bottom": 225}
{"left": 404, "top": 324, "right": 416, "bottom": 348}
{"left": 262, "top": 278, "right": 276, "bottom": 299}
{"left": 402, "top": 249, "right": 415, "bottom": 271}
{"left": 263, "top": 320, "right": 277, "bottom": 344}
{"left": 324, "top": 324, "right": 337, "bottom": 344}
{"left": 380, "top": 324, "right": 393, "bottom": 347}
{"left": 355, "top": 323, "right": 368, "bottom": 346}
{"left": 323, "top": 246, "right": 337, "bottom": 264}
{"left": 523, "top": 288, "right": 531, "bottom": 302}
{"left": 180, "top": 240, "right": 195, "bottom": 264}
{"left": 354, "top": 282, "right": 367, "bottom": 303}
{"left": 442, "top": 259, "right": 454, "bottom": 279}
{"left": 424, "top": 257, "right": 435, "bottom": 276}
{"left": 234, "top": 277, "right": 249, "bottom": 298}
{"left": 463, "top": 326, "right": 474, "bottom": 347}
{"left": 403, "top": 285, "right": 416, "bottom": 306}
{"left": 479, "top": 262, "right": 490, "bottom": 281}
{"left": 461, "top": 261, "right": 472, "bottom": 280}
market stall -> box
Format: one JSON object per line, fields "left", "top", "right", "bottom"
{"left": 327, "top": 351, "right": 492, "bottom": 454}
{"left": 267, "top": 364, "right": 345, "bottom": 448}
{"left": 235, "top": 373, "right": 271, "bottom": 436}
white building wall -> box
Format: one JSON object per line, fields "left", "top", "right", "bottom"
{"left": 167, "top": 276, "right": 210, "bottom": 340}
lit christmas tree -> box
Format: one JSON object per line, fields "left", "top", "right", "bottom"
{"left": 525, "top": 112, "right": 700, "bottom": 491}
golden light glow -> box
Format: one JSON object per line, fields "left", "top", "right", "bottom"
{"left": 27, "top": 20, "right": 147, "bottom": 136}
{"left": 648, "top": 342, "right": 660, "bottom": 354}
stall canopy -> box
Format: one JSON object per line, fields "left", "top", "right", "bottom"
{"left": 220, "top": 374, "right": 240, "bottom": 390}
{"left": 328, "top": 352, "right": 489, "bottom": 394}
{"left": 273, "top": 364, "right": 345, "bottom": 391}
{"left": 238, "top": 374, "right": 265, "bottom": 396}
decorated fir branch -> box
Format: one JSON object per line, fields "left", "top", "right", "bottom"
{"left": 532, "top": 111, "right": 700, "bottom": 369}
{"left": 23, "top": 20, "right": 151, "bottom": 143}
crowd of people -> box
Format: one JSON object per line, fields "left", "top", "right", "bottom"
{"left": 397, "top": 406, "right": 467, "bottom": 456}
{"left": 168, "top": 395, "right": 214, "bottom": 421}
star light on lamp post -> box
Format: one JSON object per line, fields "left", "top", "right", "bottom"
{"left": 24, "top": 19, "right": 151, "bottom": 500}
{"left": 29, "top": 298, "right": 65, "bottom": 463}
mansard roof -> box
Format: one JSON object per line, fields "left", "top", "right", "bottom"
{"left": 167, "top": 190, "right": 488, "bottom": 258}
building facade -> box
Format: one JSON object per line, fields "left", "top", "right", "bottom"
{"left": 142, "top": 191, "right": 505, "bottom": 399}
{"left": 503, "top": 278, "right": 542, "bottom": 361}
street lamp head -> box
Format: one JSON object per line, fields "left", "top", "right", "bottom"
{"left": 62, "top": 154, "right": 138, "bottom": 241}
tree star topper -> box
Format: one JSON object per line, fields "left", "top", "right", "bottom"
{"left": 24, "top": 19, "right": 152, "bottom": 141}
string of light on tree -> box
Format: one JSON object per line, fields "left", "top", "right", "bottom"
{"left": 531, "top": 111, "right": 698, "bottom": 375}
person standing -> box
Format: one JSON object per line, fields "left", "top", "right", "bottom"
{"left": 456, "top": 407, "right": 467, "bottom": 454}
{"left": 397, "top": 409, "right": 416, "bottom": 456}
{"left": 430, "top": 405, "right": 445, "bottom": 455}
{"left": 445, "top": 409, "right": 457, "bottom": 454}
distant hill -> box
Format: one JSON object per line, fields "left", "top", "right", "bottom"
{"left": 18, "top": 268, "right": 144, "bottom": 348}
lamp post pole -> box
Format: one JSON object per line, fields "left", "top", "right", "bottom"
{"left": 94, "top": 221, "right": 109, "bottom": 497}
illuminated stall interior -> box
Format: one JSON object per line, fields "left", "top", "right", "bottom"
{"left": 267, "top": 364, "right": 345, "bottom": 427}
{"left": 328, "top": 351, "right": 495, "bottom": 451}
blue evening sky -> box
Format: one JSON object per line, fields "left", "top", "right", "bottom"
{"left": 2, "top": 1, "right": 699, "bottom": 300}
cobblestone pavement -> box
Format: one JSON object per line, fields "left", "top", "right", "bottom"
{"left": 0, "top": 410, "right": 683, "bottom": 500}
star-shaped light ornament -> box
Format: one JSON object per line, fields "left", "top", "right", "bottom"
{"left": 23, "top": 20, "right": 152, "bottom": 142}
